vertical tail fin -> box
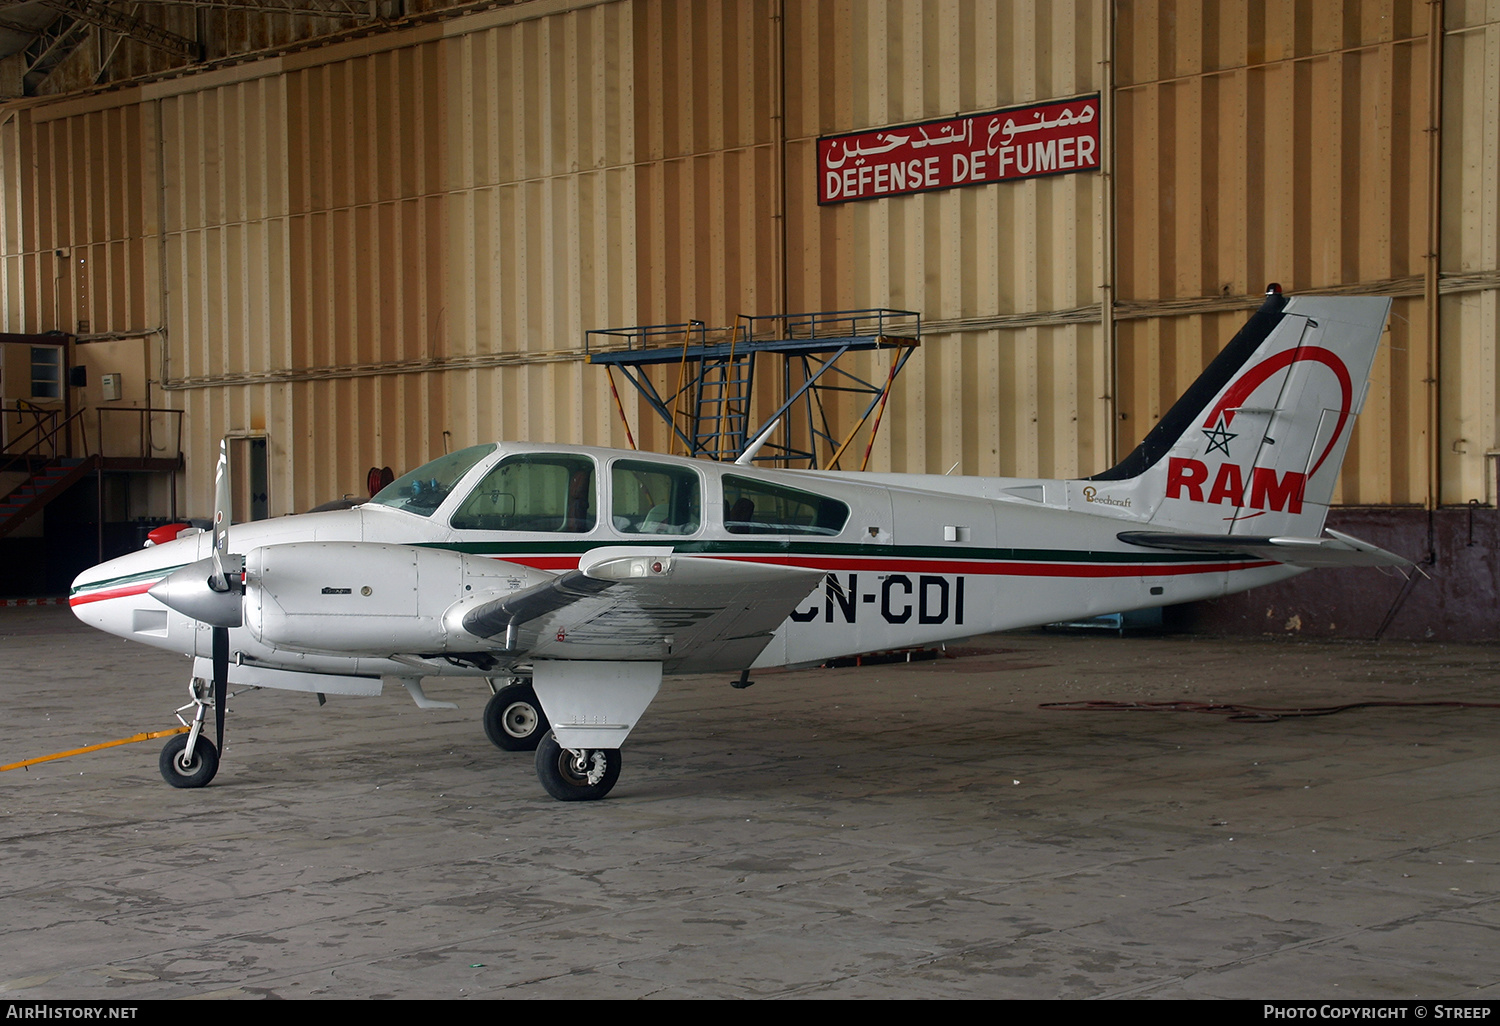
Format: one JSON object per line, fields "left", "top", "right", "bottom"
{"left": 1089, "top": 287, "right": 1391, "bottom": 538}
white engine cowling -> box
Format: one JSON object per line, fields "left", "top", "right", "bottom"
{"left": 244, "top": 542, "right": 551, "bottom": 655}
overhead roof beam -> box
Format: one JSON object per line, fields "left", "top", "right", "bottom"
{"left": 14, "top": 11, "right": 90, "bottom": 91}
{"left": 172, "top": 1, "right": 381, "bottom": 18}
{"left": 36, "top": 0, "right": 200, "bottom": 60}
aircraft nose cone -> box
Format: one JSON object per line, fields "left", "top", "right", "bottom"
{"left": 148, "top": 557, "right": 244, "bottom": 628}
{"left": 69, "top": 565, "right": 112, "bottom": 629}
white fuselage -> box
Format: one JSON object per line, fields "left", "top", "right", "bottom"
{"left": 70, "top": 442, "right": 1298, "bottom": 684}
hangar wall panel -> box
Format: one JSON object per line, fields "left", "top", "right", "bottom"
{"left": 0, "top": 102, "right": 156, "bottom": 337}
{"left": 779, "top": 0, "right": 1108, "bottom": 476}
{"left": 2, "top": 0, "right": 1492, "bottom": 527}
{"left": 3, "top": 0, "right": 640, "bottom": 514}
{"left": 0, "top": 0, "right": 1109, "bottom": 506}
{"left": 627, "top": 0, "right": 779, "bottom": 456}
{"left": 1114, "top": 0, "right": 1437, "bottom": 506}
{"left": 1441, "top": 0, "right": 1500, "bottom": 505}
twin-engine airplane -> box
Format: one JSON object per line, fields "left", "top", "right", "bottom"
{"left": 70, "top": 287, "right": 1410, "bottom": 801}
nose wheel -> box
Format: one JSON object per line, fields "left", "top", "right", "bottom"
{"left": 158, "top": 678, "right": 222, "bottom": 788}
{"left": 160, "top": 733, "right": 219, "bottom": 788}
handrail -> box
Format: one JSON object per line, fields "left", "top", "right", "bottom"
{"left": 2, "top": 401, "right": 61, "bottom": 458}
{"left": 585, "top": 309, "right": 921, "bottom": 355}
{"left": 586, "top": 320, "right": 708, "bottom": 355}
{"left": 2, "top": 404, "right": 185, "bottom": 474}
{"left": 0, "top": 406, "right": 86, "bottom": 475}
{"left": 738, "top": 307, "right": 921, "bottom": 343}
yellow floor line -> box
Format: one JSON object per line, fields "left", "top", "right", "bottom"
{"left": 1, "top": 725, "right": 192, "bottom": 771}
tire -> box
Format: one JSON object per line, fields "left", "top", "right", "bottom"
{"left": 483, "top": 681, "right": 549, "bottom": 751}
{"left": 159, "top": 734, "right": 219, "bottom": 788}
{"left": 534, "top": 731, "right": 621, "bottom": 801}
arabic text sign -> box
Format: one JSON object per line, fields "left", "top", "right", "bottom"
{"left": 818, "top": 95, "right": 1100, "bottom": 204}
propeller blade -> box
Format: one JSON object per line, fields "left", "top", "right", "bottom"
{"left": 210, "top": 439, "right": 231, "bottom": 592}
{"left": 209, "top": 439, "right": 235, "bottom": 754}
{"left": 212, "top": 625, "right": 228, "bottom": 753}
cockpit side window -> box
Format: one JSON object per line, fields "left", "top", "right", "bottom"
{"left": 611, "top": 460, "right": 701, "bottom": 535}
{"left": 722, "top": 475, "right": 849, "bottom": 535}
{"left": 450, "top": 454, "right": 596, "bottom": 533}
{"left": 367, "top": 444, "right": 496, "bottom": 517}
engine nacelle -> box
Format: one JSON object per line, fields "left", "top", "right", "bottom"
{"left": 244, "top": 542, "right": 552, "bottom": 655}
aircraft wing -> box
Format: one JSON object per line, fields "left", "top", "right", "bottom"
{"left": 459, "top": 550, "right": 826, "bottom": 672}
{"left": 1117, "top": 528, "right": 1413, "bottom": 569}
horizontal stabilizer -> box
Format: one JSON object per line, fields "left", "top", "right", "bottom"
{"left": 1117, "top": 528, "right": 1413, "bottom": 569}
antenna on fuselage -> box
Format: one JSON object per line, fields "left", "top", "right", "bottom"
{"left": 734, "top": 418, "right": 781, "bottom": 466}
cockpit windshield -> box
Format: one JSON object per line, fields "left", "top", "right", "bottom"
{"left": 366, "top": 444, "right": 496, "bottom": 517}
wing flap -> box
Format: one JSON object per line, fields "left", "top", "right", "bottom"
{"left": 1117, "top": 529, "right": 1412, "bottom": 569}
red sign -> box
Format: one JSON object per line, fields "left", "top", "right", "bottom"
{"left": 818, "top": 94, "right": 1100, "bottom": 205}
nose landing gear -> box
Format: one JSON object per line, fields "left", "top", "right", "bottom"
{"left": 159, "top": 732, "right": 219, "bottom": 788}
{"left": 159, "top": 678, "right": 221, "bottom": 788}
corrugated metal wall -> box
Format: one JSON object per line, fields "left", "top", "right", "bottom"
{"left": 1113, "top": 0, "right": 1493, "bottom": 509}
{"left": 781, "top": 0, "right": 1107, "bottom": 476}
{"left": 4, "top": 1, "right": 642, "bottom": 514}
{"left": 1, "top": 0, "right": 1495, "bottom": 520}
{"left": 1442, "top": 0, "right": 1500, "bottom": 506}
{"left": 628, "top": 0, "right": 778, "bottom": 454}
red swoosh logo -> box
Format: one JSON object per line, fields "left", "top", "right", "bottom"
{"left": 1205, "top": 346, "right": 1352, "bottom": 478}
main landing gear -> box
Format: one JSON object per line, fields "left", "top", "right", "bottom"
{"left": 482, "top": 677, "right": 549, "bottom": 751}
{"left": 534, "top": 731, "right": 621, "bottom": 801}
{"left": 523, "top": 660, "right": 657, "bottom": 801}
{"left": 484, "top": 676, "right": 621, "bottom": 800}
{"left": 160, "top": 678, "right": 221, "bottom": 788}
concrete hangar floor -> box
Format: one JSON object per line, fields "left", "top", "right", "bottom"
{"left": 2, "top": 604, "right": 1498, "bottom": 1000}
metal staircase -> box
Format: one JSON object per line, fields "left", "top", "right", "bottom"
{"left": 690, "top": 348, "right": 755, "bottom": 461}
{"left": 0, "top": 403, "right": 184, "bottom": 564}
{"left": 0, "top": 456, "right": 97, "bottom": 538}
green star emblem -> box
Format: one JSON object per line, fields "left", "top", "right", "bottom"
{"left": 1203, "top": 416, "right": 1237, "bottom": 457}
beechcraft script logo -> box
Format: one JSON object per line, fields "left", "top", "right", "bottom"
{"left": 1166, "top": 346, "right": 1353, "bottom": 517}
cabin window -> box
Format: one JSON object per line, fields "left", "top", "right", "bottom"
{"left": 611, "top": 459, "right": 700, "bottom": 535}
{"left": 722, "top": 475, "right": 849, "bottom": 535}
{"left": 367, "top": 444, "right": 495, "bottom": 517}
{"left": 450, "top": 454, "right": 596, "bottom": 532}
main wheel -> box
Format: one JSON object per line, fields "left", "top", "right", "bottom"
{"left": 483, "top": 681, "right": 549, "bottom": 751}
{"left": 534, "top": 731, "right": 621, "bottom": 801}
{"left": 159, "top": 734, "right": 219, "bottom": 788}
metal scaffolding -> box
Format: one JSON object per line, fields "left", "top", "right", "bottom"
{"left": 587, "top": 309, "right": 920, "bottom": 470}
